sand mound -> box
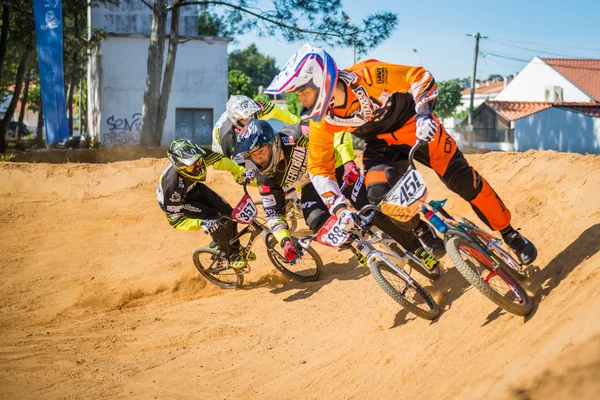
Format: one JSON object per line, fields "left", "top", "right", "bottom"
{"left": 0, "top": 150, "right": 599, "bottom": 399}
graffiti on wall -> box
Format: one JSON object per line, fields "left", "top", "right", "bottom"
{"left": 102, "top": 112, "right": 142, "bottom": 147}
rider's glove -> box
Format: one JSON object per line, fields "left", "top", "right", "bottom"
{"left": 281, "top": 238, "right": 300, "bottom": 262}
{"left": 237, "top": 168, "right": 257, "bottom": 185}
{"left": 342, "top": 161, "right": 360, "bottom": 186}
{"left": 201, "top": 219, "right": 223, "bottom": 234}
{"left": 338, "top": 209, "right": 358, "bottom": 233}
{"left": 416, "top": 115, "right": 438, "bottom": 142}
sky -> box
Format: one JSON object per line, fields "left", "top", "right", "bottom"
{"left": 229, "top": 0, "right": 600, "bottom": 82}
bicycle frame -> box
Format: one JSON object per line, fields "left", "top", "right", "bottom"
{"left": 297, "top": 204, "right": 417, "bottom": 286}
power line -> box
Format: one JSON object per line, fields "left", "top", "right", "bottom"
{"left": 480, "top": 50, "right": 600, "bottom": 71}
{"left": 488, "top": 39, "right": 590, "bottom": 58}
{"left": 490, "top": 37, "right": 600, "bottom": 53}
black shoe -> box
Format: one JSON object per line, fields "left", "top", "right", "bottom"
{"left": 502, "top": 228, "right": 537, "bottom": 265}
{"left": 414, "top": 222, "right": 446, "bottom": 259}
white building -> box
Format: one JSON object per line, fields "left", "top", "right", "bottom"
{"left": 88, "top": 1, "right": 231, "bottom": 147}
{"left": 456, "top": 101, "right": 600, "bottom": 154}
{"left": 458, "top": 79, "right": 507, "bottom": 112}
{"left": 495, "top": 57, "right": 600, "bottom": 103}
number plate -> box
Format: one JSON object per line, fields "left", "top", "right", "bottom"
{"left": 380, "top": 169, "right": 428, "bottom": 222}
{"left": 316, "top": 215, "right": 351, "bottom": 248}
{"left": 232, "top": 194, "right": 258, "bottom": 224}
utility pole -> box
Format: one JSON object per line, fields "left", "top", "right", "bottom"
{"left": 466, "top": 32, "right": 487, "bottom": 147}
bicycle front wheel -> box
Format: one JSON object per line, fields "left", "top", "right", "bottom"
{"left": 445, "top": 236, "right": 532, "bottom": 316}
{"left": 370, "top": 261, "right": 441, "bottom": 320}
{"left": 265, "top": 234, "right": 323, "bottom": 282}
{"left": 193, "top": 247, "right": 243, "bottom": 289}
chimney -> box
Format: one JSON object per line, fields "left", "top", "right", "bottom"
{"left": 504, "top": 75, "right": 513, "bottom": 88}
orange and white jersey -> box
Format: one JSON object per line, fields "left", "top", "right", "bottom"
{"left": 307, "top": 59, "right": 438, "bottom": 209}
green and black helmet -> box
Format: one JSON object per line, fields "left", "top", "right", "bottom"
{"left": 167, "top": 139, "right": 207, "bottom": 181}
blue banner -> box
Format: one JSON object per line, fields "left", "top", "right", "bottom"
{"left": 32, "top": 0, "right": 69, "bottom": 145}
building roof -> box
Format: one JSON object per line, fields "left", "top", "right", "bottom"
{"left": 460, "top": 80, "right": 505, "bottom": 95}
{"left": 487, "top": 101, "right": 600, "bottom": 120}
{"left": 542, "top": 58, "right": 600, "bottom": 102}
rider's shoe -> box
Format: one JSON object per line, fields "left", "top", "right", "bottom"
{"left": 229, "top": 254, "right": 248, "bottom": 269}
{"left": 209, "top": 241, "right": 217, "bottom": 249}
{"left": 412, "top": 246, "right": 439, "bottom": 271}
{"left": 502, "top": 228, "right": 537, "bottom": 265}
{"left": 414, "top": 221, "right": 446, "bottom": 259}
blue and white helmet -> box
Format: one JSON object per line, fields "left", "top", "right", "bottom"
{"left": 265, "top": 44, "right": 338, "bottom": 122}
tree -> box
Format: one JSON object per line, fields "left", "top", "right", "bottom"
{"left": 139, "top": 0, "right": 398, "bottom": 147}
{"left": 487, "top": 74, "right": 503, "bottom": 82}
{"left": 228, "top": 70, "right": 254, "bottom": 97}
{"left": 434, "top": 80, "right": 463, "bottom": 120}
{"left": 285, "top": 92, "right": 301, "bottom": 116}
{"left": 229, "top": 44, "right": 279, "bottom": 95}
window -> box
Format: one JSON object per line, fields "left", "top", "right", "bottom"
{"left": 175, "top": 108, "right": 213, "bottom": 146}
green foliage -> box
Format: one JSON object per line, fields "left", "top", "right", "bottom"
{"left": 453, "top": 108, "right": 469, "bottom": 120}
{"left": 228, "top": 44, "right": 280, "bottom": 96}
{"left": 0, "top": 152, "right": 15, "bottom": 161}
{"left": 228, "top": 70, "right": 254, "bottom": 97}
{"left": 435, "top": 80, "right": 463, "bottom": 119}
{"left": 27, "top": 83, "right": 41, "bottom": 112}
{"left": 285, "top": 92, "right": 302, "bottom": 116}
{"left": 253, "top": 93, "right": 270, "bottom": 104}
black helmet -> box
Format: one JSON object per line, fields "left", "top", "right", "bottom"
{"left": 167, "top": 139, "right": 207, "bottom": 181}
{"left": 234, "top": 119, "right": 280, "bottom": 175}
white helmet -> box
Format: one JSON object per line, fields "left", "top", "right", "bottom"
{"left": 226, "top": 95, "right": 261, "bottom": 129}
{"left": 265, "top": 44, "right": 338, "bottom": 122}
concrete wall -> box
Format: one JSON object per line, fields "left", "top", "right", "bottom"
{"left": 91, "top": 0, "right": 200, "bottom": 37}
{"left": 97, "top": 36, "right": 229, "bottom": 147}
{"left": 496, "top": 57, "right": 593, "bottom": 102}
{"left": 514, "top": 107, "right": 600, "bottom": 154}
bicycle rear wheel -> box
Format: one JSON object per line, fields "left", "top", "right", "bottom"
{"left": 445, "top": 236, "right": 532, "bottom": 316}
{"left": 370, "top": 261, "right": 440, "bottom": 320}
{"left": 265, "top": 234, "right": 323, "bottom": 282}
{"left": 193, "top": 247, "right": 243, "bottom": 289}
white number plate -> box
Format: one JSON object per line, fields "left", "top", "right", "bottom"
{"left": 232, "top": 194, "right": 258, "bottom": 224}
{"left": 392, "top": 169, "right": 427, "bottom": 206}
{"left": 380, "top": 169, "right": 428, "bottom": 222}
{"left": 316, "top": 215, "right": 350, "bottom": 248}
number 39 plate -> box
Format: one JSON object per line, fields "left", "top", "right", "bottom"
{"left": 316, "top": 215, "right": 350, "bottom": 248}
{"left": 232, "top": 194, "right": 258, "bottom": 224}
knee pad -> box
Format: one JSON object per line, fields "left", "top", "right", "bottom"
{"left": 306, "top": 209, "right": 330, "bottom": 233}
{"left": 367, "top": 182, "right": 391, "bottom": 205}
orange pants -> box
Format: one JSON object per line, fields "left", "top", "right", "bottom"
{"left": 363, "top": 116, "right": 511, "bottom": 232}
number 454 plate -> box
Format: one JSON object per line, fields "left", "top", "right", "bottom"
{"left": 316, "top": 215, "right": 350, "bottom": 248}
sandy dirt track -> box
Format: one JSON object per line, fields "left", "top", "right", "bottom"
{"left": 0, "top": 150, "right": 599, "bottom": 399}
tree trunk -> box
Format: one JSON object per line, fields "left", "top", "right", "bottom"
{"left": 17, "top": 68, "right": 31, "bottom": 140}
{"left": 156, "top": 0, "right": 180, "bottom": 143}
{"left": 67, "top": 60, "right": 75, "bottom": 137}
{"left": 140, "top": 0, "right": 167, "bottom": 147}
{"left": 36, "top": 101, "right": 44, "bottom": 149}
{"left": 0, "top": 37, "right": 34, "bottom": 153}
{"left": 0, "top": 6, "right": 9, "bottom": 82}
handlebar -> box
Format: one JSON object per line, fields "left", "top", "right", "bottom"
{"left": 408, "top": 139, "right": 426, "bottom": 170}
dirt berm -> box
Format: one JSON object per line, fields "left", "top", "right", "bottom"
{"left": 0, "top": 149, "right": 599, "bottom": 399}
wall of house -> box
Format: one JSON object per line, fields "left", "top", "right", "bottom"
{"left": 496, "top": 57, "right": 593, "bottom": 102}
{"left": 98, "top": 36, "right": 229, "bottom": 147}
{"left": 457, "top": 92, "right": 499, "bottom": 112}
{"left": 90, "top": 1, "right": 200, "bottom": 37}
{"left": 514, "top": 107, "right": 600, "bottom": 154}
